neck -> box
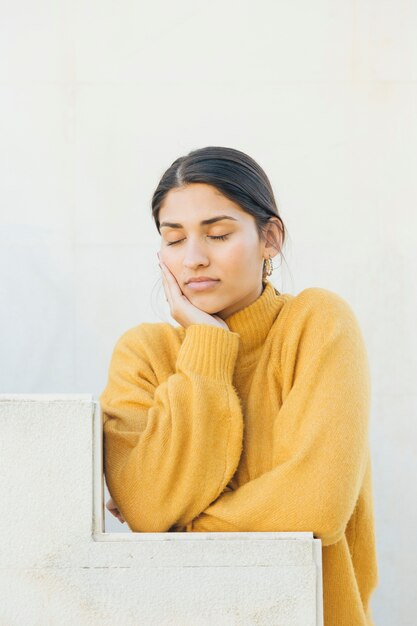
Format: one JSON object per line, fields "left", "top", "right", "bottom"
{"left": 221, "top": 280, "right": 288, "bottom": 364}
{"left": 216, "top": 282, "right": 265, "bottom": 320}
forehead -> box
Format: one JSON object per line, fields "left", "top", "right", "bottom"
{"left": 159, "top": 183, "right": 247, "bottom": 221}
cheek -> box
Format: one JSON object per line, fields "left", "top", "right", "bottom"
{"left": 224, "top": 238, "right": 256, "bottom": 268}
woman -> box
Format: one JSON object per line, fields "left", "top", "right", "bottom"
{"left": 100, "top": 146, "right": 379, "bottom": 625}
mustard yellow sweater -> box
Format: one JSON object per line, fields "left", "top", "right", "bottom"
{"left": 99, "top": 280, "right": 379, "bottom": 625}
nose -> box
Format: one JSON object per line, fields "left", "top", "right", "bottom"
{"left": 182, "top": 238, "right": 210, "bottom": 269}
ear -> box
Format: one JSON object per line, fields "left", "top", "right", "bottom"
{"left": 262, "top": 218, "right": 283, "bottom": 259}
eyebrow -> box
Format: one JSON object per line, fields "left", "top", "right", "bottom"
{"left": 160, "top": 215, "right": 239, "bottom": 229}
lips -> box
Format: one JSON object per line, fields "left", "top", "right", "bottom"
{"left": 186, "top": 277, "right": 218, "bottom": 284}
{"left": 185, "top": 278, "right": 220, "bottom": 292}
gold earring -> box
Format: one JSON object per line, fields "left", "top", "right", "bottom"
{"left": 264, "top": 256, "right": 273, "bottom": 277}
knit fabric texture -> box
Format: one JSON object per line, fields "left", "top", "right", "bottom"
{"left": 99, "top": 280, "right": 379, "bottom": 625}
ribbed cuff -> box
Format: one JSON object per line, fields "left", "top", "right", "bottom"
{"left": 176, "top": 324, "right": 240, "bottom": 381}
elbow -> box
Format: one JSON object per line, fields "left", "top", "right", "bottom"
{"left": 313, "top": 460, "right": 367, "bottom": 547}
{"left": 313, "top": 499, "right": 356, "bottom": 547}
{"left": 313, "top": 525, "right": 345, "bottom": 547}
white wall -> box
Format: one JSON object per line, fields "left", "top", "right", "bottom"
{"left": 1, "top": 2, "right": 416, "bottom": 624}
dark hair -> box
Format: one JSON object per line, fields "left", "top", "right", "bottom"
{"left": 151, "top": 146, "right": 288, "bottom": 270}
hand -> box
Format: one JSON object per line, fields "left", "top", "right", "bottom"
{"left": 158, "top": 253, "right": 230, "bottom": 331}
{"left": 106, "top": 496, "right": 125, "bottom": 524}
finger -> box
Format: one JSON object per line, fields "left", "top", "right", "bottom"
{"left": 159, "top": 261, "right": 185, "bottom": 313}
{"left": 160, "top": 266, "right": 173, "bottom": 307}
{"left": 110, "top": 507, "right": 125, "bottom": 523}
{"left": 159, "top": 259, "right": 183, "bottom": 298}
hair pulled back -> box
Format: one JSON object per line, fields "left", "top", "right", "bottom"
{"left": 151, "top": 145, "right": 287, "bottom": 269}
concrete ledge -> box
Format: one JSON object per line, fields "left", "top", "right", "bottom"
{"left": 0, "top": 394, "right": 323, "bottom": 625}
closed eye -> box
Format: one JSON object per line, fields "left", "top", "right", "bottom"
{"left": 166, "top": 234, "right": 230, "bottom": 246}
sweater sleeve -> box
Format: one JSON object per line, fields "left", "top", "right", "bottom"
{"left": 99, "top": 323, "right": 244, "bottom": 533}
{"left": 185, "top": 291, "right": 372, "bottom": 547}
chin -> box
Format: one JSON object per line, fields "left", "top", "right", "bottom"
{"left": 188, "top": 294, "right": 226, "bottom": 314}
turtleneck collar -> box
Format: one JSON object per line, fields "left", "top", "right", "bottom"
{"left": 223, "top": 280, "right": 289, "bottom": 359}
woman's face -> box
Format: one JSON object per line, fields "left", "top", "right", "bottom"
{"left": 158, "top": 182, "right": 273, "bottom": 319}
